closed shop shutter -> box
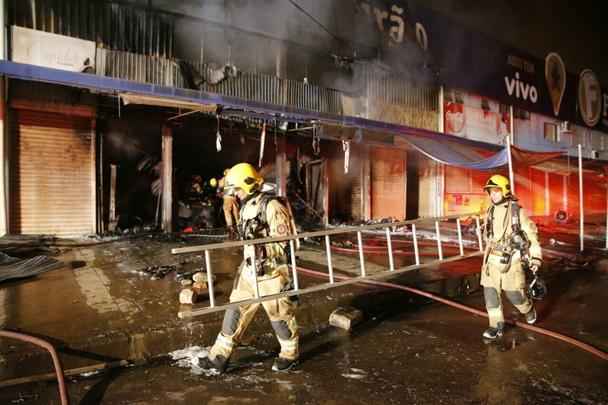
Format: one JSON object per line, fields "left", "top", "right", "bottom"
{"left": 370, "top": 148, "right": 406, "bottom": 219}
{"left": 10, "top": 110, "right": 95, "bottom": 237}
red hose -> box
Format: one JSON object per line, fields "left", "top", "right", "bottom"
{"left": 296, "top": 267, "right": 608, "bottom": 361}
{"left": 0, "top": 330, "right": 69, "bottom": 404}
{"left": 335, "top": 239, "right": 576, "bottom": 262}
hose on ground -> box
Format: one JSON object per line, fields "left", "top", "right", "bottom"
{"left": 296, "top": 267, "right": 608, "bottom": 362}
{"left": 0, "top": 330, "right": 69, "bottom": 404}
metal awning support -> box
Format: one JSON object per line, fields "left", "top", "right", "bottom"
{"left": 507, "top": 134, "right": 515, "bottom": 194}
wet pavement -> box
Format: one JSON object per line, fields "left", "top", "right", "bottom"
{"left": 0, "top": 226, "right": 607, "bottom": 404}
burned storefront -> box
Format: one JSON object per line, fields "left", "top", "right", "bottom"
{"left": 0, "top": 0, "right": 446, "bottom": 238}
{"left": 97, "top": 98, "right": 349, "bottom": 235}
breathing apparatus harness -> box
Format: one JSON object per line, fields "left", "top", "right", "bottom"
{"left": 239, "top": 193, "right": 299, "bottom": 275}
{"left": 486, "top": 199, "right": 547, "bottom": 300}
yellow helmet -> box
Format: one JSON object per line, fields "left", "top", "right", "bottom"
{"left": 224, "top": 163, "right": 264, "bottom": 195}
{"left": 484, "top": 174, "right": 511, "bottom": 197}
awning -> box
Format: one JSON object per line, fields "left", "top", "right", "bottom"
{"left": 0, "top": 60, "right": 591, "bottom": 173}
{"left": 511, "top": 146, "right": 565, "bottom": 167}
{"left": 532, "top": 159, "right": 595, "bottom": 175}
{"left": 400, "top": 134, "right": 508, "bottom": 170}
{"left": 396, "top": 134, "right": 567, "bottom": 171}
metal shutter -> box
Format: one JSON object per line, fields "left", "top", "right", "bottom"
{"left": 10, "top": 110, "right": 95, "bottom": 237}
{"left": 371, "top": 148, "right": 406, "bottom": 220}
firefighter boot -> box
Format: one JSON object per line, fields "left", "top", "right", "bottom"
{"left": 482, "top": 322, "right": 505, "bottom": 340}
{"left": 525, "top": 307, "right": 537, "bottom": 324}
{"left": 272, "top": 356, "right": 298, "bottom": 372}
{"left": 197, "top": 354, "right": 229, "bottom": 374}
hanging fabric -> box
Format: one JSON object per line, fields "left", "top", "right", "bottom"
{"left": 216, "top": 116, "right": 222, "bottom": 152}
{"left": 342, "top": 140, "right": 351, "bottom": 174}
{"left": 354, "top": 127, "right": 363, "bottom": 143}
{"left": 258, "top": 122, "right": 266, "bottom": 168}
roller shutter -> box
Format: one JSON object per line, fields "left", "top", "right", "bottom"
{"left": 10, "top": 109, "right": 95, "bottom": 237}
{"left": 370, "top": 148, "right": 406, "bottom": 220}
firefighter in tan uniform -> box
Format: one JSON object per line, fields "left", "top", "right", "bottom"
{"left": 217, "top": 170, "right": 240, "bottom": 239}
{"left": 199, "top": 163, "right": 299, "bottom": 372}
{"left": 481, "top": 175, "right": 542, "bottom": 340}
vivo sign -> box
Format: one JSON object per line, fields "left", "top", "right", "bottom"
{"left": 504, "top": 72, "right": 538, "bottom": 104}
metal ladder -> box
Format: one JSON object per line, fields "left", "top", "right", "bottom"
{"left": 172, "top": 212, "right": 485, "bottom": 319}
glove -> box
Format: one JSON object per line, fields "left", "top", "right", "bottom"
{"left": 530, "top": 257, "right": 542, "bottom": 274}
{"left": 227, "top": 225, "right": 239, "bottom": 240}
{"left": 255, "top": 244, "right": 267, "bottom": 260}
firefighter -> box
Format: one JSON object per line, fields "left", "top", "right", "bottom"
{"left": 218, "top": 169, "right": 240, "bottom": 239}
{"left": 198, "top": 163, "right": 299, "bottom": 372}
{"left": 481, "top": 174, "right": 542, "bottom": 340}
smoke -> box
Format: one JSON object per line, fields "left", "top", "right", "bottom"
{"left": 168, "top": 0, "right": 338, "bottom": 76}
{"left": 318, "top": 1, "right": 436, "bottom": 95}
{"left": 157, "top": 1, "right": 436, "bottom": 102}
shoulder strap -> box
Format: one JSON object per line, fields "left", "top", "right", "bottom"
{"left": 486, "top": 206, "right": 495, "bottom": 239}
{"left": 510, "top": 200, "right": 522, "bottom": 233}
{"left": 257, "top": 193, "right": 275, "bottom": 225}
{"left": 259, "top": 194, "right": 300, "bottom": 250}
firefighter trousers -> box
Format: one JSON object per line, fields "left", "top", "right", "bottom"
{"left": 481, "top": 260, "right": 533, "bottom": 328}
{"left": 208, "top": 262, "right": 299, "bottom": 361}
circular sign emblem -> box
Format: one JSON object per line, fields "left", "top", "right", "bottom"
{"left": 578, "top": 69, "right": 602, "bottom": 127}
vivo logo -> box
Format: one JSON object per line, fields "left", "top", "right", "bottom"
{"left": 504, "top": 72, "right": 538, "bottom": 103}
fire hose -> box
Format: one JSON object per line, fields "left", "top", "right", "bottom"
{"left": 0, "top": 330, "right": 69, "bottom": 404}
{"left": 295, "top": 267, "right": 608, "bottom": 362}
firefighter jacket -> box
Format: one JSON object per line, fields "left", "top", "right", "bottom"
{"left": 482, "top": 199, "right": 542, "bottom": 273}
{"left": 239, "top": 192, "right": 296, "bottom": 276}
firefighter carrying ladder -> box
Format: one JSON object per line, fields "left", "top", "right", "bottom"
{"left": 171, "top": 212, "right": 485, "bottom": 319}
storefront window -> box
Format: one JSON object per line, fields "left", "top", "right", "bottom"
{"left": 544, "top": 122, "right": 558, "bottom": 142}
